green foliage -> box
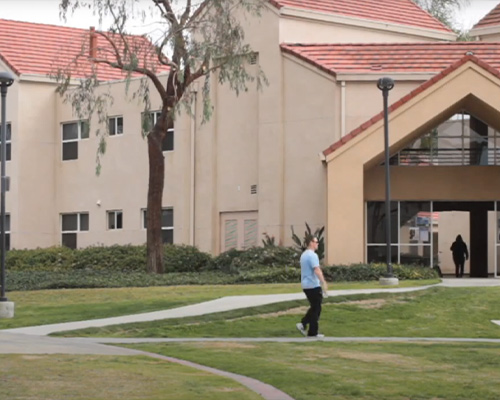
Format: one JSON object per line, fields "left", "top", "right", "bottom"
{"left": 322, "top": 263, "right": 439, "bottom": 282}
{"left": 5, "top": 245, "right": 437, "bottom": 291}
{"left": 412, "top": 0, "right": 469, "bottom": 31}
{"left": 261, "top": 232, "right": 276, "bottom": 247}
{"left": 291, "top": 222, "right": 325, "bottom": 260}
{"left": 163, "top": 244, "right": 212, "bottom": 273}
{"left": 210, "top": 246, "right": 299, "bottom": 273}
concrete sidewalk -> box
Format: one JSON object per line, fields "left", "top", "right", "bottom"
{"left": 3, "top": 286, "right": 435, "bottom": 336}
{"left": 0, "top": 278, "right": 499, "bottom": 400}
{"left": 2, "top": 279, "right": 500, "bottom": 336}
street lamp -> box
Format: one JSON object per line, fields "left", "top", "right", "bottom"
{"left": 0, "top": 71, "right": 14, "bottom": 309}
{"left": 377, "top": 77, "right": 398, "bottom": 286}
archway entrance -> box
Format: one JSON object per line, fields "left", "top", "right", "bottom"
{"left": 366, "top": 200, "right": 499, "bottom": 277}
{"left": 434, "top": 202, "right": 492, "bottom": 277}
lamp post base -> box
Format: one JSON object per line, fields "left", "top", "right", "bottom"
{"left": 379, "top": 277, "right": 399, "bottom": 286}
{"left": 0, "top": 301, "right": 14, "bottom": 318}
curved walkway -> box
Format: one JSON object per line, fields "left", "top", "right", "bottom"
{"left": 1, "top": 278, "right": 500, "bottom": 400}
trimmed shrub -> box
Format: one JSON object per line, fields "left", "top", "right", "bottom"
{"left": 210, "top": 246, "right": 299, "bottom": 273}
{"left": 7, "top": 247, "right": 76, "bottom": 271}
{"left": 163, "top": 244, "right": 212, "bottom": 272}
{"left": 72, "top": 245, "right": 146, "bottom": 272}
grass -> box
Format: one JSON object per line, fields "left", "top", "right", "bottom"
{"left": 0, "top": 354, "right": 262, "bottom": 400}
{"left": 55, "top": 286, "right": 500, "bottom": 339}
{"left": 0, "top": 280, "right": 437, "bottom": 329}
{"left": 125, "top": 341, "right": 500, "bottom": 400}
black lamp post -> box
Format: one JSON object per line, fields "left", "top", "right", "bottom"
{"left": 377, "top": 77, "right": 395, "bottom": 278}
{"left": 0, "top": 71, "right": 14, "bottom": 302}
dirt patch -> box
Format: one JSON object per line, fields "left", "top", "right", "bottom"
{"left": 338, "top": 299, "right": 388, "bottom": 309}
{"left": 195, "top": 342, "right": 257, "bottom": 350}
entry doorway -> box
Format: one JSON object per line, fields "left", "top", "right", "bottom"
{"left": 366, "top": 201, "right": 500, "bottom": 277}
{"left": 434, "top": 211, "right": 470, "bottom": 276}
{"left": 434, "top": 202, "right": 492, "bottom": 278}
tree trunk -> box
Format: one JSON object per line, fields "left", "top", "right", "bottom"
{"left": 146, "top": 131, "right": 165, "bottom": 274}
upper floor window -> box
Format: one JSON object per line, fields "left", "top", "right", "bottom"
{"left": 142, "top": 207, "right": 174, "bottom": 244}
{"left": 0, "top": 122, "right": 11, "bottom": 162}
{"left": 62, "top": 121, "right": 89, "bottom": 161}
{"left": 145, "top": 111, "right": 174, "bottom": 152}
{"left": 109, "top": 116, "right": 123, "bottom": 136}
{"left": 107, "top": 210, "right": 123, "bottom": 230}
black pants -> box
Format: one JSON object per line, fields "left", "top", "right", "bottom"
{"left": 301, "top": 287, "right": 323, "bottom": 336}
{"left": 454, "top": 258, "right": 465, "bottom": 277}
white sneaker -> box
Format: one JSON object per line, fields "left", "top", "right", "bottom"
{"left": 307, "top": 334, "right": 325, "bottom": 338}
{"left": 296, "top": 322, "right": 307, "bottom": 337}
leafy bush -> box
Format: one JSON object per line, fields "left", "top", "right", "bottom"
{"left": 7, "top": 247, "right": 76, "bottom": 271}
{"left": 72, "top": 245, "right": 146, "bottom": 271}
{"left": 209, "top": 246, "right": 299, "bottom": 273}
{"left": 291, "top": 223, "right": 325, "bottom": 260}
{"left": 323, "top": 263, "right": 438, "bottom": 282}
{"left": 3, "top": 243, "right": 438, "bottom": 291}
{"left": 163, "top": 244, "right": 212, "bottom": 272}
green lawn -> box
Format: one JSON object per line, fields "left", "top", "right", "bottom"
{"left": 0, "top": 354, "right": 261, "bottom": 400}
{"left": 126, "top": 341, "right": 500, "bottom": 400}
{"left": 56, "top": 286, "right": 500, "bottom": 339}
{"left": 0, "top": 280, "right": 437, "bottom": 329}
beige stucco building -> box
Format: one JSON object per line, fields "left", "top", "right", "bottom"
{"left": 2, "top": 0, "right": 500, "bottom": 277}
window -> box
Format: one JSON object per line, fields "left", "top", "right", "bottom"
{"left": 0, "top": 123, "right": 11, "bottom": 162}
{"left": 107, "top": 210, "right": 123, "bottom": 230}
{"left": 61, "top": 212, "right": 89, "bottom": 249}
{"left": 62, "top": 121, "right": 89, "bottom": 161}
{"left": 109, "top": 116, "right": 123, "bottom": 136}
{"left": 144, "top": 111, "right": 174, "bottom": 152}
{"left": 142, "top": 207, "right": 174, "bottom": 243}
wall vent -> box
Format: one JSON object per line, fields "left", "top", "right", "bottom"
{"left": 250, "top": 184, "right": 257, "bottom": 194}
{"left": 249, "top": 53, "right": 258, "bottom": 65}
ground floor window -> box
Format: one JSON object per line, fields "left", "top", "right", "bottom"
{"left": 367, "top": 201, "right": 500, "bottom": 277}
{"left": 142, "top": 208, "right": 174, "bottom": 244}
{"left": 61, "top": 212, "right": 89, "bottom": 249}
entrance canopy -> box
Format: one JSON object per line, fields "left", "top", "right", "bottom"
{"left": 323, "top": 56, "right": 500, "bottom": 265}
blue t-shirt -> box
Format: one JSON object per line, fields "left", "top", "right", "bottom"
{"left": 300, "top": 249, "right": 320, "bottom": 289}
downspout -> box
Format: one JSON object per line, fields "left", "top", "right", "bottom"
{"left": 190, "top": 90, "right": 197, "bottom": 246}
{"left": 340, "top": 81, "right": 346, "bottom": 137}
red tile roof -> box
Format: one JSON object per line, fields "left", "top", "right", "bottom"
{"left": 0, "top": 19, "right": 167, "bottom": 81}
{"left": 281, "top": 42, "right": 500, "bottom": 75}
{"left": 322, "top": 55, "right": 500, "bottom": 157}
{"left": 472, "top": 3, "right": 500, "bottom": 29}
{"left": 268, "top": 0, "right": 452, "bottom": 32}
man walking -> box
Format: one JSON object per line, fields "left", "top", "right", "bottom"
{"left": 296, "top": 236, "right": 328, "bottom": 338}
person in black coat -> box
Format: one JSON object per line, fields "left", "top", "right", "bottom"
{"left": 450, "top": 234, "right": 469, "bottom": 278}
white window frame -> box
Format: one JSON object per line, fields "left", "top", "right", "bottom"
{"left": 142, "top": 207, "right": 174, "bottom": 242}
{"left": 107, "top": 210, "right": 123, "bottom": 230}
{"left": 61, "top": 212, "right": 89, "bottom": 233}
{"left": 108, "top": 116, "right": 124, "bottom": 136}
{"left": 149, "top": 111, "right": 174, "bottom": 152}
{"left": 61, "top": 121, "right": 89, "bottom": 161}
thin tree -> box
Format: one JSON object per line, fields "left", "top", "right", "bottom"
{"left": 412, "top": 0, "right": 470, "bottom": 31}
{"left": 55, "top": 0, "right": 267, "bottom": 273}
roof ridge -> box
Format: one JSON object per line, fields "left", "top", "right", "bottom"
{"left": 322, "top": 55, "right": 498, "bottom": 158}
{"left": 0, "top": 18, "right": 89, "bottom": 32}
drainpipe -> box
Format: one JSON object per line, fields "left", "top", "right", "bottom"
{"left": 340, "top": 81, "right": 346, "bottom": 137}
{"left": 189, "top": 90, "right": 197, "bottom": 246}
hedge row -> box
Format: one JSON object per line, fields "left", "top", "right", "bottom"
{"left": 4, "top": 244, "right": 439, "bottom": 291}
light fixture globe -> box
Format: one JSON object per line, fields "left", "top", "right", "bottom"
{"left": 377, "top": 77, "right": 394, "bottom": 91}
{"left": 0, "top": 71, "right": 14, "bottom": 87}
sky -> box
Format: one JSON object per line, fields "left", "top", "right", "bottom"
{"left": 0, "top": 0, "right": 499, "bottom": 32}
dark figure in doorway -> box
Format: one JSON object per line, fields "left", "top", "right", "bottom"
{"left": 450, "top": 235, "right": 469, "bottom": 278}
